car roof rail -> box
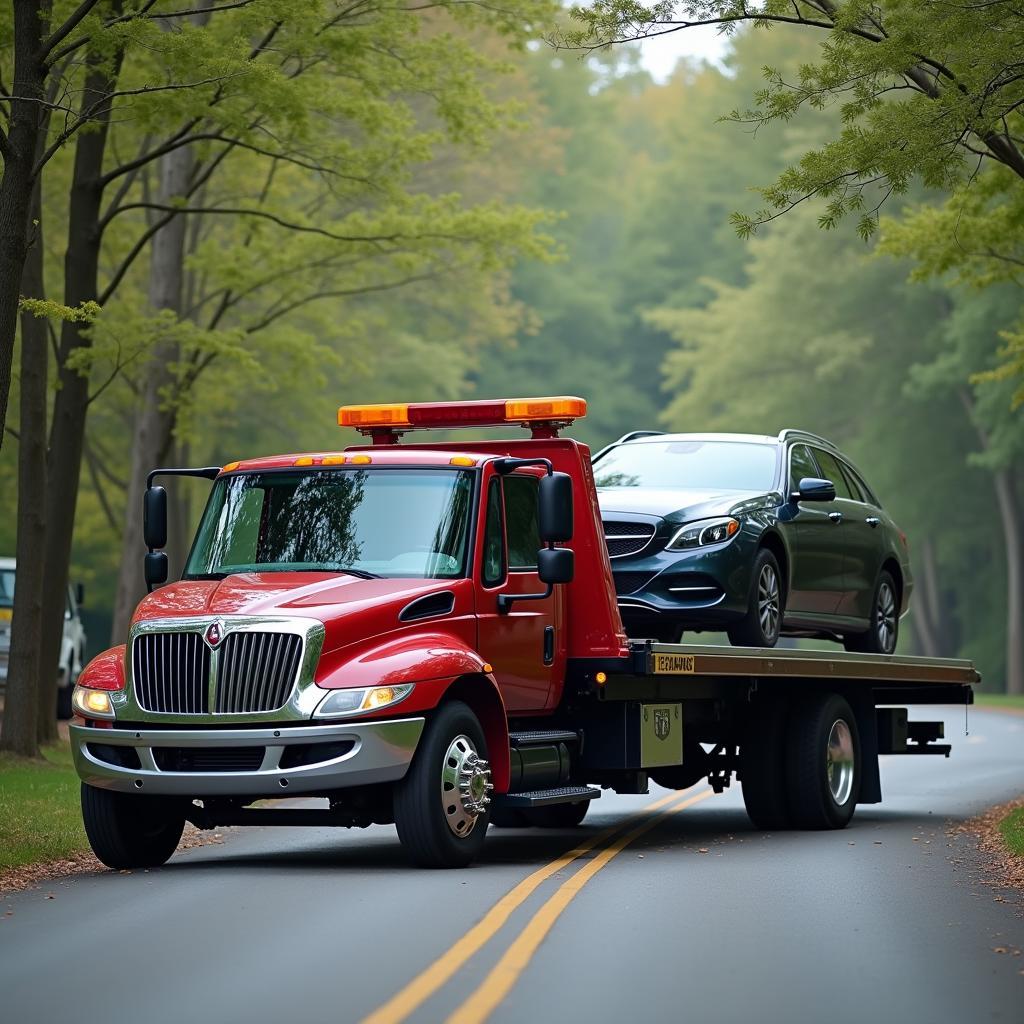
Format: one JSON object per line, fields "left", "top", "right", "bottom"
{"left": 591, "top": 430, "right": 664, "bottom": 464}
{"left": 778, "top": 428, "right": 838, "bottom": 450}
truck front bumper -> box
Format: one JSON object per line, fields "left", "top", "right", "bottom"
{"left": 70, "top": 717, "right": 424, "bottom": 796}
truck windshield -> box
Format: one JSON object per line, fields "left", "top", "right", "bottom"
{"left": 185, "top": 468, "right": 474, "bottom": 579}
{"left": 594, "top": 440, "right": 778, "bottom": 492}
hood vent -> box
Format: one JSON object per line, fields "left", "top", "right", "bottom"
{"left": 399, "top": 590, "right": 456, "bottom": 623}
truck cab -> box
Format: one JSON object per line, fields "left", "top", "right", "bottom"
{"left": 70, "top": 397, "right": 974, "bottom": 870}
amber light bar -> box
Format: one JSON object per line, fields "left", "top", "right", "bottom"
{"left": 338, "top": 397, "right": 587, "bottom": 436}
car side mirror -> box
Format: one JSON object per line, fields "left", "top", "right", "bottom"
{"left": 537, "top": 546, "right": 574, "bottom": 585}
{"left": 145, "top": 551, "right": 168, "bottom": 588}
{"left": 144, "top": 485, "right": 168, "bottom": 549}
{"left": 538, "top": 472, "right": 573, "bottom": 542}
{"left": 792, "top": 477, "right": 836, "bottom": 502}
{"left": 75, "top": 582, "right": 85, "bottom": 606}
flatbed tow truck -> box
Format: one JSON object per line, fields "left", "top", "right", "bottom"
{"left": 69, "top": 397, "right": 978, "bottom": 868}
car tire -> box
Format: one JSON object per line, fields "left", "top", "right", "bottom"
{"left": 843, "top": 570, "right": 898, "bottom": 654}
{"left": 394, "top": 701, "right": 492, "bottom": 868}
{"left": 784, "top": 693, "right": 860, "bottom": 830}
{"left": 727, "top": 549, "right": 783, "bottom": 648}
{"left": 81, "top": 784, "right": 186, "bottom": 869}
{"left": 739, "top": 699, "right": 792, "bottom": 830}
{"left": 525, "top": 801, "right": 590, "bottom": 828}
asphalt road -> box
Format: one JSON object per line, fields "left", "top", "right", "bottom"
{"left": 2, "top": 706, "right": 1023, "bottom": 1024}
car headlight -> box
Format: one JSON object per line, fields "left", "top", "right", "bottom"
{"left": 72, "top": 685, "right": 115, "bottom": 719}
{"left": 666, "top": 517, "right": 740, "bottom": 551}
{"left": 314, "top": 684, "right": 414, "bottom": 719}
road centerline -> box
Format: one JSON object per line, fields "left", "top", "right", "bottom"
{"left": 360, "top": 789, "right": 694, "bottom": 1024}
{"left": 446, "top": 789, "right": 716, "bottom": 1024}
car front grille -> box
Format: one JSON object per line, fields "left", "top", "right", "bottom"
{"left": 603, "top": 520, "right": 656, "bottom": 558}
{"left": 132, "top": 629, "right": 303, "bottom": 715}
{"left": 613, "top": 571, "right": 657, "bottom": 595}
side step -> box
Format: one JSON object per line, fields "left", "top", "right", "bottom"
{"left": 508, "top": 730, "right": 579, "bottom": 746}
{"left": 493, "top": 785, "right": 600, "bottom": 809}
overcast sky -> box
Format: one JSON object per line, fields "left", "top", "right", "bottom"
{"left": 634, "top": 23, "right": 730, "bottom": 80}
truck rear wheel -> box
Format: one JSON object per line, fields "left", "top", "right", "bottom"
{"left": 739, "top": 699, "right": 792, "bottom": 830}
{"left": 394, "top": 701, "right": 492, "bottom": 868}
{"left": 81, "top": 784, "right": 186, "bottom": 869}
{"left": 785, "top": 693, "right": 860, "bottom": 829}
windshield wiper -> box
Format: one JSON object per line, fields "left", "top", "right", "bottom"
{"left": 185, "top": 572, "right": 228, "bottom": 581}
{"left": 335, "top": 568, "right": 382, "bottom": 579}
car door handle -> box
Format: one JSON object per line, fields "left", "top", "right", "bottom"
{"left": 865, "top": 516, "right": 880, "bottom": 528}
{"left": 828, "top": 511, "right": 843, "bottom": 524}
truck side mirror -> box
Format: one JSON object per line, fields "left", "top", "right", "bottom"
{"left": 538, "top": 472, "right": 573, "bottom": 542}
{"left": 75, "top": 582, "right": 85, "bottom": 606}
{"left": 537, "top": 546, "right": 574, "bottom": 585}
{"left": 145, "top": 552, "right": 168, "bottom": 587}
{"left": 144, "top": 485, "right": 168, "bottom": 549}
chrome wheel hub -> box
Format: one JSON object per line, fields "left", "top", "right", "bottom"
{"left": 876, "top": 582, "right": 896, "bottom": 653}
{"left": 440, "top": 734, "right": 492, "bottom": 837}
{"left": 826, "top": 719, "right": 855, "bottom": 805}
{"left": 758, "top": 563, "right": 780, "bottom": 641}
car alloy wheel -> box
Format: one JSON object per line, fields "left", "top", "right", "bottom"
{"left": 757, "top": 562, "right": 780, "bottom": 642}
{"left": 876, "top": 580, "right": 897, "bottom": 654}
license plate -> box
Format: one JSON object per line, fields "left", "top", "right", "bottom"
{"left": 653, "top": 652, "right": 695, "bottom": 674}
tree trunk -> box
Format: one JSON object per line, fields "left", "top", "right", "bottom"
{"left": 0, "top": 180, "right": 47, "bottom": 758}
{"left": 37, "top": 48, "right": 124, "bottom": 743}
{"left": 110, "top": 144, "right": 193, "bottom": 642}
{"left": 993, "top": 466, "right": 1024, "bottom": 695}
{"left": 0, "top": 1, "right": 49, "bottom": 451}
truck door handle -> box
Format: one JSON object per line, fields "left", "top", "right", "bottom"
{"left": 865, "top": 516, "right": 880, "bottom": 528}
{"left": 543, "top": 625, "right": 555, "bottom": 665}
{"left": 828, "top": 511, "right": 843, "bottom": 524}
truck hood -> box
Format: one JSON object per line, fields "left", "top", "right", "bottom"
{"left": 597, "top": 487, "right": 766, "bottom": 521}
{"left": 132, "top": 573, "right": 461, "bottom": 649}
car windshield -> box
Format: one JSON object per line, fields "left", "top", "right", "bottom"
{"left": 594, "top": 440, "right": 778, "bottom": 491}
{"left": 185, "top": 468, "right": 474, "bottom": 579}
{"left": 0, "top": 569, "right": 13, "bottom": 609}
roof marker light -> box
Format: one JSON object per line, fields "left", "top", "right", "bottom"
{"left": 350, "top": 454, "right": 372, "bottom": 465}
{"left": 222, "top": 460, "right": 241, "bottom": 473}
{"left": 450, "top": 456, "right": 477, "bottom": 467}
{"left": 321, "top": 455, "right": 346, "bottom": 465}
{"left": 293, "top": 456, "right": 315, "bottom": 467}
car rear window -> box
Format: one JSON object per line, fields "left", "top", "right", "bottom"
{"left": 594, "top": 440, "right": 778, "bottom": 492}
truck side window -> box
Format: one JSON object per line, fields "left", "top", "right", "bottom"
{"left": 482, "top": 479, "right": 505, "bottom": 586}
{"left": 788, "top": 444, "right": 818, "bottom": 492}
{"left": 505, "top": 475, "right": 540, "bottom": 570}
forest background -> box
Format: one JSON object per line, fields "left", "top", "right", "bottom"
{"left": 1, "top": 1, "right": 1020, "bottom": 759}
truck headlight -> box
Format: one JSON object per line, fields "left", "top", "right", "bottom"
{"left": 666, "top": 517, "right": 740, "bottom": 551}
{"left": 72, "top": 685, "right": 115, "bottom": 719}
{"left": 315, "top": 684, "right": 414, "bottom": 719}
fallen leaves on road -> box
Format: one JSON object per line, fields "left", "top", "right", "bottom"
{"left": 952, "top": 795, "right": 1024, "bottom": 905}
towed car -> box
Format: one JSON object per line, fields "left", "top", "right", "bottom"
{"left": 593, "top": 430, "right": 912, "bottom": 651}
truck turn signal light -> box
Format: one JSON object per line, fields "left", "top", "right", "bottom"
{"left": 337, "top": 397, "right": 587, "bottom": 439}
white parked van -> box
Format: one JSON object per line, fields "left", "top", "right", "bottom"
{"left": 0, "top": 557, "right": 88, "bottom": 719}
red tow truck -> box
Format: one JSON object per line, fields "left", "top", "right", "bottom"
{"left": 70, "top": 397, "right": 978, "bottom": 868}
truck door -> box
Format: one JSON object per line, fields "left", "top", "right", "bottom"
{"left": 475, "top": 471, "right": 565, "bottom": 713}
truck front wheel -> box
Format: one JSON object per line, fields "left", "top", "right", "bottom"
{"left": 81, "top": 784, "right": 186, "bottom": 869}
{"left": 785, "top": 693, "right": 861, "bottom": 829}
{"left": 394, "top": 701, "right": 492, "bottom": 868}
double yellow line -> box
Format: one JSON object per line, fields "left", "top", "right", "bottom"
{"left": 363, "top": 787, "right": 714, "bottom": 1024}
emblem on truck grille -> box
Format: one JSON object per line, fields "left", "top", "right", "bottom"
{"left": 204, "top": 621, "right": 224, "bottom": 648}
{"left": 654, "top": 708, "right": 671, "bottom": 741}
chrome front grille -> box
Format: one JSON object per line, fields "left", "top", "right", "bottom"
{"left": 215, "top": 632, "right": 302, "bottom": 714}
{"left": 603, "top": 520, "right": 656, "bottom": 558}
{"left": 133, "top": 632, "right": 211, "bottom": 714}
{"left": 131, "top": 628, "right": 303, "bottom": 715}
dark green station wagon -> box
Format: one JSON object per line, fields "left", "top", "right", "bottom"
{"left": 593, "top": 430, "right": 913, "bottom": 652}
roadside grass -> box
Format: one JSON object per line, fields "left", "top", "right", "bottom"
{"left": 999, "top": 806, "right": 1024, "bottom": 860}
{"left": 0, "top": 742, "right": 88, "bottom": 870}
{"left": 975, "top": 694, "right": 1024, "bottom": 711}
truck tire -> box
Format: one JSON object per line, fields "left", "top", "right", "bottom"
{"left": 739, "top": 699, "right": 792, "bottom": 830}
{"left": 526, "top": 801, "right": 590, "bottom": 828}
{"left": 394, "top": 701, "right": 492, "bottom": 868}
{"left": 785, "top": 693, "right": 860, "bottom": 829}
{"left": 727, "top": 549, "right": 782, "bottom": 648}
{"left": 56, "top": 680, "right": 74, "bottom": 721}
{"left": 81, "top": 784, "right": 186, "bottom": 869}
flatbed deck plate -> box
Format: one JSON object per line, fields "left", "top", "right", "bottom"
{"left": 641, "top": 642, "right": 979, "bottom": 686}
